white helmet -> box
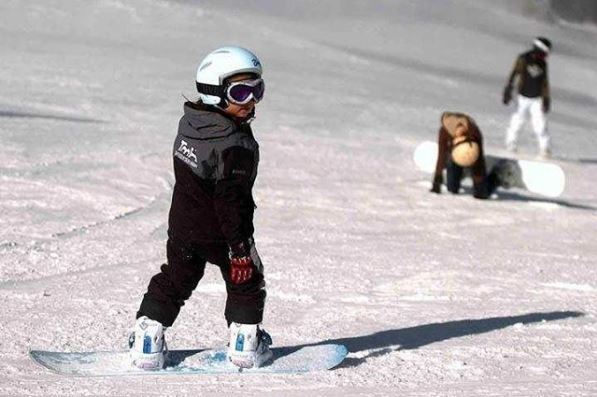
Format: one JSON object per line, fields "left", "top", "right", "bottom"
{"left": 196, "top": 46, "right": 263, "bottom": 106}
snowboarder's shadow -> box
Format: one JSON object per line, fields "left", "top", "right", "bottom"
{"left": 461, "top": 186, "right": 597, "bottom": 211}
{"left": 554, "top": 156, "right": 597, "bottom": 165}
{"left": 289, "top": 311, "right": 583, "bottom": 369}
{"left": 0, "top": 109, "right": 104, "bottom": 124}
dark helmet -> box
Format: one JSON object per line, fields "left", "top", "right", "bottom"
{"left": 533, "top": 37, "right": 552, "bottom": 54}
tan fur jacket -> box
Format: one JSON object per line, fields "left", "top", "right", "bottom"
{"left": 434, "top": 112, "right": 487, "bottom": 185}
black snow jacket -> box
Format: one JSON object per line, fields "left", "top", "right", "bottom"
{"left": 506, "top": 50, "right": 550, "bottom": 99}
{"left": 168, "top": 102, "right": 259, "bottom": 247}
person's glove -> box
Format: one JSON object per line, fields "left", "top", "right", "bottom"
{"left": 502, "top": 86, "right": 512, "bottom": 105}
{"left": 229, "top": 238, "right": 260, "bottom": 284}
{"left": 230, "top": 255, "right": 253, "bottom": 284}
{"left": 430, "top": 174, "right": 442, "bottom": 194}
{"left": 543, "top": 96, "right": 551, "bottom": 113}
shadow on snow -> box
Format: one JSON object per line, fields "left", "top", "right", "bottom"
{"left": 494, "top": 190, "right": 597, "bottom": 211}
{"left": 288, "top": 310, "right": 584, "bottom": 369}
{"left": 0, "top": 109, "right": 103, "bottom": 124}
{"left": 459, "top": 186, "right": 597, "bottom": 211}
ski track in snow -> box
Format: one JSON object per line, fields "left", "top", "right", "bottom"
{"left": 1, "top": 0, "right": 597, "bottom": 396}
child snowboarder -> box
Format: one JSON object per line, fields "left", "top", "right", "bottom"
{"left": 430, "top": 111, "right": 499, "bottom": 199}
{"left": 129, "top": 46, "right": 272, "bottom": 370}
{"left": 502, "top": 37, "right": 552, "bottom": 158}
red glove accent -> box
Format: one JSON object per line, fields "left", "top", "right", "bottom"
{"left": 230, "top": 255, "right": 254, "bottom": 284}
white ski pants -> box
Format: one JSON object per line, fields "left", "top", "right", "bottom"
{"left": 506, "top": 95, "right": 550, "bottom": 151}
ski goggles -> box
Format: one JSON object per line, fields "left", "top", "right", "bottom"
{"left": 226, "top": 78, "right": 265, "bottom": 105}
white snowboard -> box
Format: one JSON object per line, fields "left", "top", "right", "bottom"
{"left": 414, "top": 141, "right": 565, "bottom": 197}
{"left": 30, "top": 344, "right": 348, "bottom": 376}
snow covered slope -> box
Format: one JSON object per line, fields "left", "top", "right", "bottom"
{"left": 1, "top": 0, "right": 596, "bottom": 395}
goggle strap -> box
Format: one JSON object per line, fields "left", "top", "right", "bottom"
{"left": 196, "top": 82, "right": 225, "bottom": 97}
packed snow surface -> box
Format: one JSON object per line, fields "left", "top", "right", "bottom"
{"left": 1, "top": 0, "right": 596, "bottom": 395}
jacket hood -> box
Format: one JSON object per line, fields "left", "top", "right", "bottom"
{"left": 179, "top": 102, "right": 240, "bottom": 140}
{"left": 441, "top": 111, "right": 471, "bottom": 137}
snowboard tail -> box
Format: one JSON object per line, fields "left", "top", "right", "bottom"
{"left": 30, "top": 344, "right": 348, "bottom": 376}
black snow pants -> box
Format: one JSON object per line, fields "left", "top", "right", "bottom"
{"left": 136, "top": 235, "right": 266, "bottom": 327}
{"left": 446, "top": 158, "right": 499, "bottom": 199}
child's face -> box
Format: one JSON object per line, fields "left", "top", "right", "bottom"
{"left": 224, "top": 101, "right": 255, "bottom": 120}
{"left": 535, "top": 51, "right": 548, "bottom": 61}
{"left": 223, "top": 73, "right": 258, "bottom": 120}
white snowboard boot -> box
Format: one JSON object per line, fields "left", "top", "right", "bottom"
{"left": 129, "top": 316, "right": 167, "bottom": 370}
{"left": 506, "top": 142, "right": 518, "bottom": 153}
{"left": 227, "top": 323, "right": 273, "bottom": 369}
{"left": 539, "top": 147, "right": 552, "bottom": 159}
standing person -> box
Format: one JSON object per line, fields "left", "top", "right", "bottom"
{"left": 502, "top": 37, "right": 552, "bottom": 158}
{"left": 129, "top": 46, "right": 272, "bottom": 370}
{"left": 430, "top": 112, "right": 499, "bottom": 199}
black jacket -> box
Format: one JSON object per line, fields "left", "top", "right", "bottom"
{"left": 506, "top": 50, "right": 550, "bottom": 99}
{"left": 168, "top": 102, "right": 259, "bottom": 247}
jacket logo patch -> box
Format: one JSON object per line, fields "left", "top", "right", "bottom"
{"left": 232, "top": 169, "right": 247, "bottom": 176}
{"left": 175, "top": 140, "right": 198, "bottom": 168}
{"left": 527, "top": 64, "right": 544, "bottom": 78}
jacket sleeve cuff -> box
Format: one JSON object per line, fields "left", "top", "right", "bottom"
{"left": 229, "top": 237, "right": 253, "bottom": 257}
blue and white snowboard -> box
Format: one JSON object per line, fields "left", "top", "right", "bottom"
{"left": 30, "top": 344, "right": 348, "bottom": 376}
